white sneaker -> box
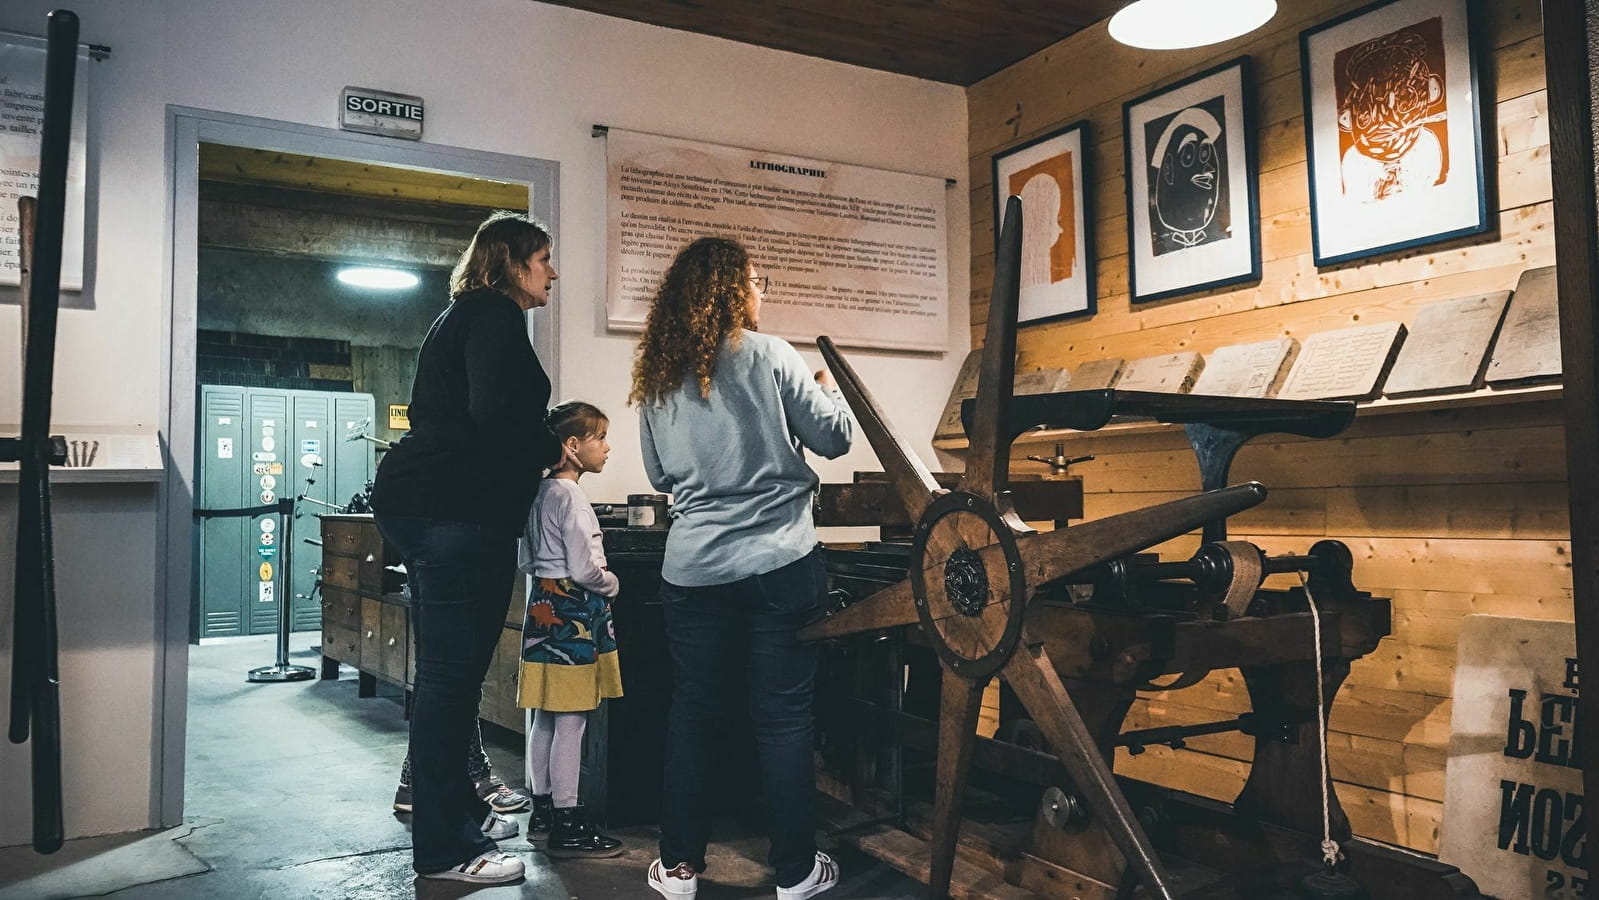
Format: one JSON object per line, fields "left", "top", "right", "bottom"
{"left": 776, "top": 852, "right": 838, "bottom": 900}
{"left": 480, "top": 811, "right": 519, "bottom": 840}
{"left": 420, "top": 849, "right": 525, "bottom": 884}
{"left": 648, "top": 858, "right": 699, "bottom": 898}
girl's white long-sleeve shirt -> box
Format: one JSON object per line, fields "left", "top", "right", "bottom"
{"left": 518, "top": 477, "right": 619, "bottom": 597}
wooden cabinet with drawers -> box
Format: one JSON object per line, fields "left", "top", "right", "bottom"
{"left": 317, "top": 513, "right": 530, "bottom": 732}
{"left": 317, "top": 515, "right": 405, "bottom": 698}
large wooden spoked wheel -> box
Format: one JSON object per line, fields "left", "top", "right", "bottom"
{"left": 799, "top": 196, "right": 1268, "bottom": 900}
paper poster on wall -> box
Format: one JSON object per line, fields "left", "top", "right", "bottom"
{"left": 604, "top": 128, "right": 949, "bottom": 352}
{"left": 991, "top": 119, "right": 1094, "bottom": 325}
{"left": 0, "top": 35, "right": 90, "bottom": 291}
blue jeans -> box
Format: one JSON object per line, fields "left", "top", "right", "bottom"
{"left": 375, "top": 514, "right": 516, "bottom": 874}
{"left": 658, "top": 547, "right": 824, "bottom": 888}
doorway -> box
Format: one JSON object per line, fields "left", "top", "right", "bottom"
{"left": 158, "top": 108, "right": 558, "bottom": 828}
{"left": 190, "top": 142, "right": 531, "bottom": 640}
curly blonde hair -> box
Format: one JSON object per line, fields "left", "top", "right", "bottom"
{"left": 629, "top": 237, "right": 758, "bottom": 406}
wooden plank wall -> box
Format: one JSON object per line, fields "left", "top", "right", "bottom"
{"left": 965, "top": 0, "right": 1565, "bottom": 854}
{"left": 350, "top": 344, "right": 418, "bottom": 445}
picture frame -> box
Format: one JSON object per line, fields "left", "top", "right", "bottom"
{"left": 1300, "top": 0, "right": 1489, "bottom": 266}
{"left": 990, "top": 119, "right": 1095, "bottom": 324}
{"left": 1123, "top": 56, "right": 1261, "bottom": 304}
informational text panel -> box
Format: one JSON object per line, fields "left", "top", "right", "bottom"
{"left": 0, "top": 36, "right": 88, "bottom": 290}
{"left": 606, "top": 129, "right": 948, "bottom": 351}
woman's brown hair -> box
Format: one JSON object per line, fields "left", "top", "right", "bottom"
{"left": 629, "top": 236, "right": 758, "bottom": 406}
{"left": 449, "top": 211, "right": 552, "bottom": 299}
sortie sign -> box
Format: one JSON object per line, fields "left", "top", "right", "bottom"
{"left": 339, "top": 86, "right": 424, "bottom": 140}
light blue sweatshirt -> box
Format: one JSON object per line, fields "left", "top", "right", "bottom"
{"left": 639, "top": 330, "right": 854, "bottom": 587}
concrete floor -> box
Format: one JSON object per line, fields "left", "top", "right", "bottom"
{"left": 0, "top": 634, "right": 924, "bottom": 899}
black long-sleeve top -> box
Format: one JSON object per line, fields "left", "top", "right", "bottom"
{"left": 370, "top": 288, "right": 562, "bottom": 536}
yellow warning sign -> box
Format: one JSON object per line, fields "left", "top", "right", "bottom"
{"left": 259, "top": 562, "right": 273, "bottom": 582}
{"left": 388, "top": 404, "right": 410, "bottom": 431}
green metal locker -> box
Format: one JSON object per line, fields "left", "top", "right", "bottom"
{"left": 196, "top": 386, "right": 248, "bottom": 637}
{"left": 245, "top": 390, "right": 290, "bottom": 635}
{"left": 196, "top": 385, "right": 375, "bottom": 640}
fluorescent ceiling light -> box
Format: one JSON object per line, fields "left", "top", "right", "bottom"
{"left": 337, "top": 266, "right": 419, "bottom": 289}
{"left": 1109, "top": 0, "right": 1276, "bottom": 50}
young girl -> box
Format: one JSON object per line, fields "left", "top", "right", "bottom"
{"left": 517, "top": 401, "right": 625, "bottom": 859}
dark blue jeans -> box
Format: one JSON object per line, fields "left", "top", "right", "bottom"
{"left": 659, "top": 547, "right": 824, "bottom": 888}
{"left": 375, "top": 514, "right": 516, "bottom": 874}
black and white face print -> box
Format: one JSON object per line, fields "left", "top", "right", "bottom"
{"left": 1145, "top": 96, "right": 1231, "bottom": 256}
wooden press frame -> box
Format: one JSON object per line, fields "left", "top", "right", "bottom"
{"left": 1542, "top": 0, "right": 1599, "bottom": 848}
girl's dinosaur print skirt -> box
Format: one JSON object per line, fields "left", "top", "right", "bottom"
{"left": 517, "top": 576, "right": 623, "bottom": 712}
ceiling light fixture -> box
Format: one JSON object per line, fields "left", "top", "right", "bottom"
{"left": 336, "top": 266, "right": 420, "bottom": 290}
{"left": 1109, "top": 0, "right": 1277, "bottom": 51}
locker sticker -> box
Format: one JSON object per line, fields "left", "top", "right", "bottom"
{"left": 301, "top": 439, "right": 321, "bottom": 454}
{"left": 260, "top": 436, "right": 276, "bottom": 452}
{"left": 301, "top": 453, "right": 322, "bottom": 469}
{"left": 252, "top": 452, "right": 277, "bottom": 462}
{"left": 304, "top": 420, "right": 318, "bottom": 429}
{"left": 260, "top": 490, "right": 276, "bottom": 504}
{"left": 252, "top": 462, "right": 270, "bottom": 475}
{"left": 259, "top": 532, "right": 275, "bottom": 545}
{"left": 262, "top": 419, "right": 276, "bottom": 427}
{"left": 257, "top": 546, "right": 276, "bottom": 559}
{"left": 217, "top": 417, "right": 233, "bottom": 425}
{"left": 217, "top": 438, "right": 233, "bottom": 459}
{"left": 259, "top": 518, "right": 275, "bottom": 533}
{"left": 259, "top": 582, "right": 274, "bottom": 604}
{"left": 259, "top": 562, "right": 273, "bottom": 582}
{"left": 261, "top": 425, "right": 275, "bottom": 438}
{"left": 269, "top": 463, "right": 284, "bottom": 475}
{"left": 260, "top": 475, "right": 277, "bottom": 490}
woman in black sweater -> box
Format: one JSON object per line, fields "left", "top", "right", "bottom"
{"left": 370, "top": 212, "right": 562, "bottom": 884}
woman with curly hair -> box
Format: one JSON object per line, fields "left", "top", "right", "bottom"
{"left": 634, "top": 236, "right": 853, "bottom": 900}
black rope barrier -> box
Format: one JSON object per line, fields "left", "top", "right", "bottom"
{"left": 191, "top": 497, "right": 315, "bottom": 683}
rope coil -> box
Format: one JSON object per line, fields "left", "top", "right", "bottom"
{"left": 1298, "top": 570, "right": 1342, "bottom": 871}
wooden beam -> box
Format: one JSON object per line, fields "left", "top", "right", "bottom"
{"left": 199, "top": 181, "right": 494, "bottom": 229}
{"left": 199, "top": 144, "right": 528, "bottom": 210}
{"left": 197, "top": 196, "right": 466, "bottom": 266}
{"left": 1541, "top": 0, "right": 1599, "bottom": 850}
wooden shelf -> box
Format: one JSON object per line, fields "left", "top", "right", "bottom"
{"left": 0, "top": 467, "right": 165, "bottom": 484}
{"left": 931, "top": 383, "right": 1564, "bottom": 451}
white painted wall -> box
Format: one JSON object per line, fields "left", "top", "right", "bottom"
{"left": 0, "top": 0, "right": 968, "bottom": 844}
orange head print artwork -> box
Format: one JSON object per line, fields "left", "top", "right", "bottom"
{"left": 1334, "top": 18, "right": 1448, "bottom": 201}
{"left": 1008, "top": 154, "right": 1076, "bottom": 287}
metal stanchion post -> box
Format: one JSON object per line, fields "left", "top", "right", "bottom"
{"left": 248, "top": 497, "right": 315, "bottom": 682}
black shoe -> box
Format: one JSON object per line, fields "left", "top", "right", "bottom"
{"left": 526, "top": 794, "right": 555, "bottom": 845}
{"left": 544, "top": 805, "right": 624, "bottom": 859}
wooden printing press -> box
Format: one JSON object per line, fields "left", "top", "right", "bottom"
{"left": 798, "top": 196, "right": 1480, "bottom": 900}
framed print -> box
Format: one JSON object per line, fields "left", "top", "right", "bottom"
{"left": 1300, "top": 0, "right": 1489, "bottom": 266}
{"left": 1123, "top": 57, "right": 1261, "bottom": 304}
{"left": 991, "top": 120, "right": 1095, "bottom": 324}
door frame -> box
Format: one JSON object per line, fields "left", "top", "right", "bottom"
{"left": 156, "top": 106, "right": 559, "bottom": 827}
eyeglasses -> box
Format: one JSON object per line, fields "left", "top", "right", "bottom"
{"left": 749, "top": 275, "right": 769, "bottom": 294}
